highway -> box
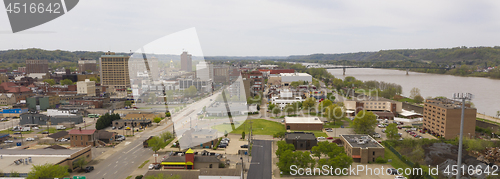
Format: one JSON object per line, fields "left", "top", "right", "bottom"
{"left": 84, "top": 91, "right": 221, "bottom": 179}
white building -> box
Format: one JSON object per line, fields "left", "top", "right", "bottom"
{"left": 280, "top": 73, "right": 312, "bottom": 86}
{"left": 270, "top": 89, "right": 304, "bottom": 109}
{"left": 77, "top": 79, "right": 96, "bottom": 96}
{"left": 196, "top": 61, "right": 213, "bottom": 81}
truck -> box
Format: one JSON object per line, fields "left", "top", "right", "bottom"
{"left": 143, "top": 136, "right": 154, "bottom": 148}
{"left": 56, "top": 125, "right": 66, "bottom": 130}
{"left": 20, "top": 127, "right": 30, "bottom": 132}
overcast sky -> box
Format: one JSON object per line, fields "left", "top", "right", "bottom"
{"left": 1, "top": 0, "right": 499, "bottom": 56}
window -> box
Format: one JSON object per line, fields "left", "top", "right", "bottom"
{"left": 373, "top": 151, "right": 375, "bottom": 155}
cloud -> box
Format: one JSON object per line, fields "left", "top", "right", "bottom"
{"left": 0, "top": 0, "right": 499, "bottom": 56}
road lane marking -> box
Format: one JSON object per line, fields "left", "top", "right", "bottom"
{"left": 125, "top": 144, "right": 140, "bottom": 154}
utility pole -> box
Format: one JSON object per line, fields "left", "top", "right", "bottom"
{"left": 453, "top": 93, "right": 473, "bottom": 179}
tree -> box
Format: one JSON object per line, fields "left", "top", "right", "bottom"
{"left": 145, "top": 174, "right": 181, "bottom": 179}
{"left": 125, "top": 100, "right": 132, "bottom": 107}
{"left": 60, "top": 79, "right": 74, "bottom": 85}
{"left": 302, "top": 97, "right": 316, "bottom": 113}
{"left": 186, "top": 85, "right": 197, "bottom": 97}
{"left": 326, "top": 104, "right": 344, "bottom": 125}
{"left": 318, "top": 99, "right": 333, "bottom": 112}
{"left": 407, "top": 162, "right": 425, "bottom": 179}
{"left": 272, "top": 107, "right": 281, "bottom": 117}
{"left": 147, "top": 136, "right": 167, "bottom": 156}
{"left": 153, "top": 117, "right": 162, "bottom": 125}
{"left": 160, "top": 131, "right": 173, "bottom": 142}
{"left": 43, "top": 79, "right": 55, "bottom": 86}
{"left": 410, "top": 87, "right": 421, "bottom": 99}
{"left": 268, "top": 103, "right": 276, "bottom": 112}
{"left": 352, "top": 110, "right": 377, "bottom": 134}
{"left": 241, "top": 131, "right": 245, "bottom": 139}
{"left": 276, "top": 141, "right": 295, "bottom": 158}
{"left": 73, "top": 156, "right": 88, "bottom": 171}
{"left": 165, "top": 111, "right": 171, "bottom": 118}
{"left": 284, "top": 104, "right": 295, "bottom": 116}
{"left": 386, "top": 123, "right": 399, "bottom": 140}
{"left": 27, "top": 164, "right": 69, "bottom": 179}
{"left": 273, "top": 131, "right": 285, "bottom": 140}
{"left": 497, "top": 111, "right": 500, "bottom": 118}
{"left": 89, "top": 77, "right": 99, "bottom": 83}
{"left": 414, "top": 95, "right": 424, "bottom": 104}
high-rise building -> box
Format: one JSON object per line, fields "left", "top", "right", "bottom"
{"left": 99, "top": 52, "right": 130, "bottom": 90}
{"left": 26, "top": 59, "right": 49, "bottom": 74}
{"left": 195, "top": 61, "right": 213, "bottom": 81}
{"left": 423, "top": 98, "right": 476, "bottom": 139}
{"left": 78, "top": 58, "right": 97, "bottom": 73}
{"left": 180, "top": 52, "right": 192, "bottom": 72}
{"left": 213, "top": 65, "right": 230, "bottom": 84}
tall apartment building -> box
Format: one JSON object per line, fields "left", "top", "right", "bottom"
{"left": 26, "top": 59, "right": 49, "bottom": 74}
{"left": 180, "top": 51, "right": 192, "bottom": 72}
{"left": 77, "top": 79, "right": 96, "bottom": 96}
{"left": 196, "top": 61, "right": 213, "bottom": 81}
{"left": 423, "top": 98, "right": 476, "bottom": 139}
{"left": 99, "top": 52, "right": 130, "bottom": 90}
{"left": 78, "top": 58, "right": 97, "bottom": 73}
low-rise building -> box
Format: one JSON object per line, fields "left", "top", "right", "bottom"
{"left": 77, "top": 79, "right": 96, "bottom": 96}
{"left": 285, "top": 132, "right": 318, "bottom": 150}
{"left": 0, "top": 93, "right": 16, "bottom": 105}
{"left": 20, "top": 113, "right": 83, "bottom": 125}
{"left": 0, "top": 108, "right": 28, "bottom": 117}
{"left": 284, "top": 116, "right": 323, "bottom": 131}
{"left": 161, "top": 148, "right": 220, "bottom": 169}
{"left": 344, "top": 97, "right": 403, "bottom": 116}
{"left": 69, "top": 128, "right": 97, "bottom": 147}
{"left": 340, "top": 134, "right": 384, "bottom": 163}
{"left": 112, "top": 119, "right": 152, "bottom": 128}
{"left": 179, "top": 129, "right": 219, "bottom": 149}
{"left": 0, "top": 145, "right": 92, "bottom": 176}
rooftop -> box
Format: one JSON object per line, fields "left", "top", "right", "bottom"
{"left": 68, "top": 129, "right": 96, "bottom": 135}
{"left": 285, "top": 116, "right": 323, "bottom": 124}
{"left": 425, "top": 98, "right": 475, "bottom": 109}
{"left": 280, "top": 73, "right": 311, "bottom": 77}
{"left": 285, "top": 132, "right": 317, "bottom": 140}
{"left": 341, "top": 134, "right": 384, "bottom": 148}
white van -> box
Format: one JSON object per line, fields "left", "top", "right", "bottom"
{"left": 56, "top": 125, "right": 66, "bottom": 130}
{"left": 21, "top": 127, "right": 31, "bottom": 132}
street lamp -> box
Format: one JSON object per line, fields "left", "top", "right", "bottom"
{"left": 453, "top": 92, "right": 473, "bottom": 179}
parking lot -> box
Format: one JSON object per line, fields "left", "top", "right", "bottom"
{"left": 374, "top": 120, "right": 436, "bottom": 140}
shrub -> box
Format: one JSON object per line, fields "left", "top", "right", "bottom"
{"left": 67, "top": 169, "right": 72, "bottom": 173}
{"left": 135, "top": 175, "right": 143, "bottom": 179}
{"left": 375, "top": 157, "right": 387, "bottom": 163}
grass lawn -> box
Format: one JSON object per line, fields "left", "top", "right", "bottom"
{"left": 477, "top": 117, "right": 500, "bottom": 125}
{"left": 37, "top": 127, "right": 70, "bottom": 134}
{"left": 398, "top": 98, "right": 416, "bottom": 103}
{"left": 384, "top": 148, "right": 411, "bottom": 171}
{"left": 0, "top": 129, "right": 33, "bottom": 134}
{"left": 212, "top": 119, "right": 286, "bottom": 136}
{"left": 290, "top": 130, "right": 328, "bottom": 137}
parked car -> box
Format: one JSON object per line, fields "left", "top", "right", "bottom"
{"left": 25, "top": 138, "right": 35, "bottom": 141}
{"left": 112, "top": 126, "right": 116, "bottom": 130}
{"left": 154, "top": 164, "right": 161, "bottom": 170}
{"left": 395, "top": 176, "right": 406, "bottom": 179}
{"left": 41, "top": 131, "right": 49, "bottom": 134}
{"left": 13, "top": 132, "right": 21, "bottom": 135}
{"left": 327, "top": 137, "right": 333, "bottom": 139}
{"left": 317, "top": 137, "right": 326, "bottom": 140}
{"left": 32, "top": 127, "right": 39, "bottom": 130}
{"left": 240, "top": 145, "right": 249, "bottom": 148}
{"left": 84, "top": 166, "right": 94, "bottom": 173}
{"left": 148, "top": 164, "right": 154, "bottom": 170}
{"left": 387, "top": 168, "right": 400, "bottom": 175}
{"left": 218, "top": 144, "right": 227, "bottom": 148}
{"left": 4, "top": 140, "right": 13, "bottom": 143}
{"left": 60, "top": 138, "right": 69, "bottom": 142}
{"left": 372, "top": 133, "right": 381, "bottom": 138}
{"left": 325, "top": 129, "right": 333, "bottom": 132}
{"left": 381, "top": 129, "right": 386, "bottom": 133}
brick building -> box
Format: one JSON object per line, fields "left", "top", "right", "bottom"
{"left": 340, "top": 134, "right": 385, "bottom": 163}
{"left": 69, "top": 128, "right": 97, "bottom": 147}
{"left": 26, "top": 59, "right": 49, "bottom": 74}
{"left": 284, "top": 116, "right": 323, "bottom": 131}
{"left": 423, "top": 98, "right": 476, "bottom": 139}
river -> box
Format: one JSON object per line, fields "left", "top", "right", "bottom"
{"left": 313, "top": 65, "right": 499, "bottom": 117}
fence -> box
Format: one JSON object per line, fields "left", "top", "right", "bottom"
{"left": 384, "top": 143, "right": 434, "bottom": 179}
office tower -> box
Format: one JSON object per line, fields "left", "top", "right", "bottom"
{"left": 99, "top": 52, "right": 130, "bottom": 90}
{"left": 78, "top": 58, "right": 97, "bottom": 73}
{"left": 26, "top": 59, "right": 49, "bottom": 74}
{"left": 181, "top": 51, "right": 192, "bottom": 72}
{"left": 195, "top": 61, "right": 213, "bottom": 81}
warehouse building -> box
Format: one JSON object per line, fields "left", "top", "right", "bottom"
{"left": 285, "top": 132, "right": 318, "bottom": 150}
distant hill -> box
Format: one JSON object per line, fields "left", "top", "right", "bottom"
{"left": 285, "top": 46, "right": 500, "bottom": 66}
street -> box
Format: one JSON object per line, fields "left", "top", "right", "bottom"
{"left": 247, "top": 140, "right": 272, "bottom": 179}
{"left": 84, "top": 91, "right": 221, "bottom": 179}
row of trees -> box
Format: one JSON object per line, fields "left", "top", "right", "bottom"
{"left": 95, "top": 113, "right": 121, "bottom": 130}
{"left": 147, "top": 132, "right": 175, "bottom": 161}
